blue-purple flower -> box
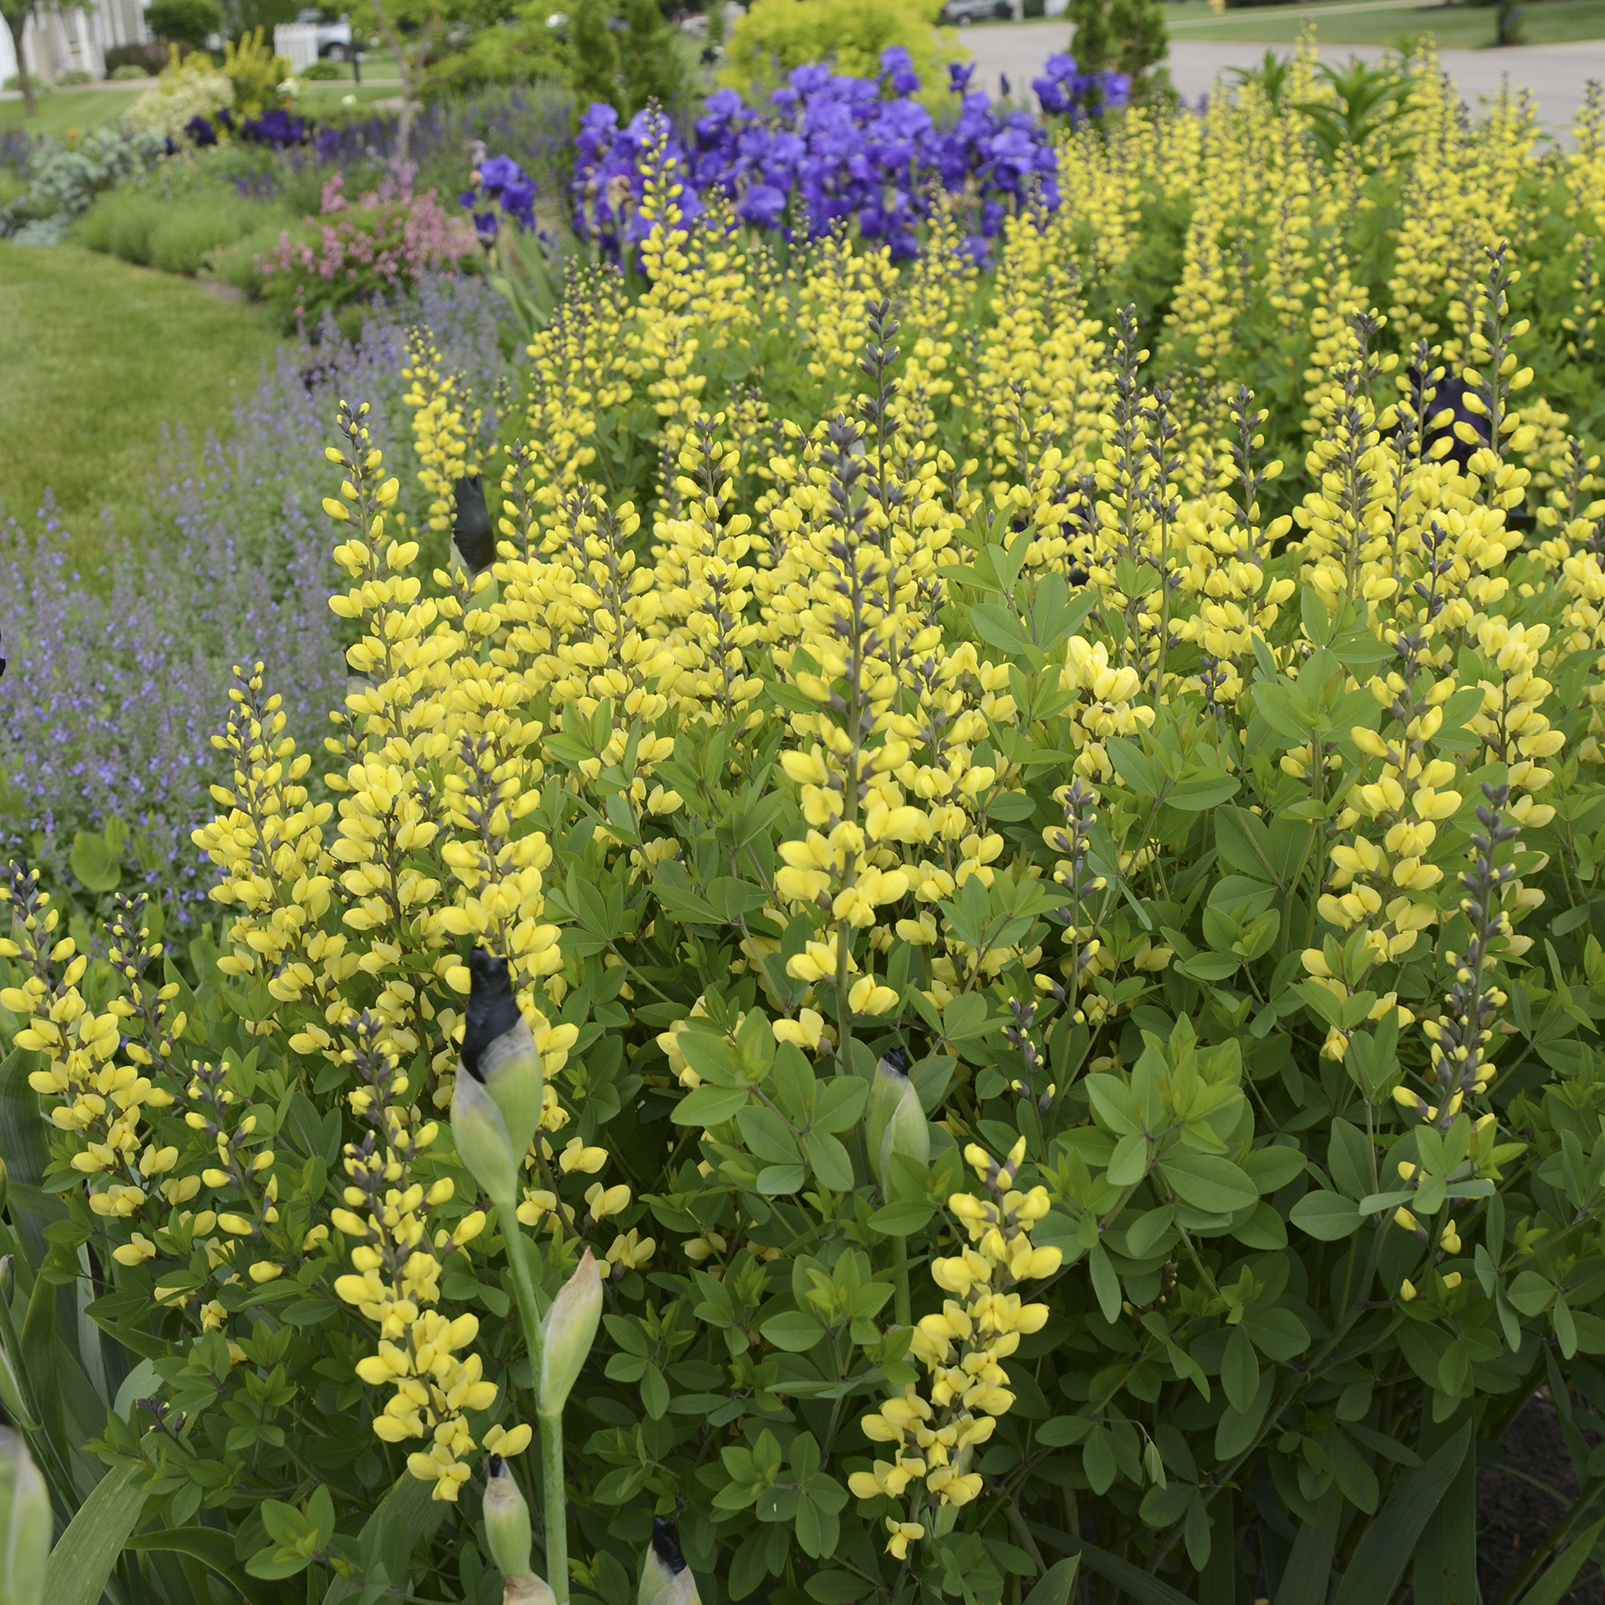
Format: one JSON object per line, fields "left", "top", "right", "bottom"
{"left": 460, "top": 152, "right": 538, "bottom": 239}
{"left": 568, "top": 49, "right": 1117, "bottom": 265}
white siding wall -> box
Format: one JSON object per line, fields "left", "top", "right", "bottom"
{"left": 2, "top": 0, "right": 146, "bottom": 86}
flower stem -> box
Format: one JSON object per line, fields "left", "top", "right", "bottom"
{"left": 538, "top": 1409, "right": 569, "bottom": 1604}
{"left": 504, "top": 1219, "right": 568, "bottom": 1602}
{"left": 892, "top": 1235, "right": 911, "bottom": 1328}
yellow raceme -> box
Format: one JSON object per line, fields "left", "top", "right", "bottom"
{"left": 4, "top": 50, "right": 1602, "bottom": 1534}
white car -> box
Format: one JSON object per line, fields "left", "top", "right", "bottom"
{"left": 294, "top": 9, "right": 357, "bottom": 59}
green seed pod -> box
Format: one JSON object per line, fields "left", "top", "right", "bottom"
{"left": 0, "top": 1428, "right": 49, "bottom": 1605}
{"left": 483, "top": 1455, "right": 533, "bottom": 1582}
{"left": 451, "top": 1067, "right": 519, "bottom": 1214}
{"left": 537, "top": 1249, "right": 603, "bottom": 1419}
{"left": 463, "top": 949, "right": 543, "bottom": 1165}
{"left": 638, "top": 1517, "right": 699, "bottom": 1605}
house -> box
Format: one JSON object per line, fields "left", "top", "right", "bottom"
{"left": 1, "top": 0, "right": 151, "bottom": 86}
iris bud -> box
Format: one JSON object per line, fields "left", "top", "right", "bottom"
{"left": 879, "top": 1080, "right": 930, "bottom": 1196}
{"left": 451, "top": 1068, "right": 519, "bottom": 1214}
{"left": 463, "top": 950, "right": 543, "bottom": 1165}
{"left": 503, "top": 1576, "right": 557, "bottom": 1605}
{"left": 538, "top": 1249, "right": 603, "bottom": 1419}
{"left": 0, "top": 1428, "right": 49, "bottom": 1605}
{"left": 867, "top": 1049, "right": 927, "bottom": 1195}
{"left": 866, "top": 1047, "right": 911, "bottom": 1192}
{"left": 453, "top": 473, "right": 496, "bottom": 573}
{"left": 483, "top": 1455, "right": 534, "bottom": 1582}
{"left": 638, "top": 1517, "right": 700, "bottom": 1605}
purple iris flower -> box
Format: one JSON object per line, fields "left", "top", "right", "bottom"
{"left": 738, "top": 183, "right": 787, "bottom": 227}
{"left": 568, "top": 47, "right": 1121, "bottom": 264}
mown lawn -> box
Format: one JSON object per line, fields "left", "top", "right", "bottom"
{"left": 0, "top": 242, "right": 281, "bottom": 557}
{"left": 1162, "top": 0, "right": 1605, "bottom": 44}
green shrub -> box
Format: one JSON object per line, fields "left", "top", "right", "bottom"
{"left": 209, "top": 216, "right": 291, "bottom": 297}
{"left": 56, "top": 68, "right": 94, "bottom": 86}
{"left": 78, "top": 186, "right": 280, "bottom": 276}
{"left": 109, "top": 62, "right": 154, "bottom": 79}
{"left": 75, "top": 184, "right": 166, "bottom": 263}
{"left": 150, "top": 195, "right": 283, "bottom": 275}
{"left": 303, "top": 57, "right": 347, "bottom": 79}
{"left": 146, "top": 0, "right": 224, "bottom": 44}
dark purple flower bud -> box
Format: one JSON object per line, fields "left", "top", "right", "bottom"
{"left": 452, "top": 472, "right": 496, "bottom": 571}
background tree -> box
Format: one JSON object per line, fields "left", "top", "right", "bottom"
{"left": 567, "top": 0, "right": 620, "bottom": 112}
{"left": 359, "top": 0, "right": 437, "bottom": 157}
{"left": 1068, "top": 0, "right": 1169, "bottom": 103}
{"left": 620, "top": 0, "right": 684, "bottom": 116}
{"left": 1, "top": 0, "right": 43, "bottom": 117}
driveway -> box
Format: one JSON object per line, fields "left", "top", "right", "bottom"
{"left": 958, "top": 19, "right": 1605, "bottom": 135}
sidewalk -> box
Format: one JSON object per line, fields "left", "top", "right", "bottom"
{"left": 961, "top": 21, "right": 1605, "bottom": 134}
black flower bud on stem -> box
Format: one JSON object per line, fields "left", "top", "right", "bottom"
{"left": 453, "top": 472, "right": 496, "bottom": 572}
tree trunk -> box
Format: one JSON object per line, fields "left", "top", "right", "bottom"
{"left": 5, "top": 7, "right": 37, "bottom": 118}
{"left": 367, "top": 0, "right": 416, "bottom": 163}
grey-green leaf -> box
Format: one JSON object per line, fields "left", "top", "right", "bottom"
{"left": 41, "top": 1459, "right": 147, "bottom": 1605}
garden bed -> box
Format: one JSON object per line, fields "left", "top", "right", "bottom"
{"left": 2, "top": 34, "right": 1605, "bottom": 1605}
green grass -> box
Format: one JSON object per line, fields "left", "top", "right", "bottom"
{"left": 0, "top": 81, "right": 403, "bottom": 139}
{"left": 0, "top": 242, "right": 282, "bottom": 553}
{"left": 1160, "top": 0, "right": 1605, "bottom": 45}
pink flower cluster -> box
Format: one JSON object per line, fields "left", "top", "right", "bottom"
{"left": 257, "top": 169, "right": 479, "bottom": 325}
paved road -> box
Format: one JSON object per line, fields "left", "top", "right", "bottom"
{"left": 961, "top": 20, "right": 1605, "bottom": 135}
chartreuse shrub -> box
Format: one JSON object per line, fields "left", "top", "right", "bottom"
{"left": 5, "top": 38, "right": 1605, "bottom": 1605}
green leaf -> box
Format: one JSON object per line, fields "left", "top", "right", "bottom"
{"left": 1512, "top": 1509, "right": 1605, "bottom": 1605}
{"left": 1326, "top": 1119, "right": 1373, "bottom": 1202}
{"left": 674, "top": 1084, "right": 751, "bottom": 1127}
{"left": 1159, "top": 1151, "right": 1257, "bottom": 1214}
{"left": 42, "top": 1459, "right": 148, "bottom": 1605}
{"left": 1066, "top": 1538, "right": 1195, "bottom": 1605}
{"left": 1329, "top": 1424, "right": 1471, "bottom": 1605}
{"left": 70, "top": 829, "right": 122, "bottom": 893}
{"left": 323, "top": 1468, "right": 447, "bottom": 1605}
{"left": 869, "top": 1201, "right": 934, "bottom": 1236}
{"left": 128, "top": 1527, "right": 256, "bottom": 1595}
{"left": 1271, "top": 1487, "right": 1342, "bottom": 1605}
{"left": 1105, "top": 737, "right": 1159, "bottom": 798}
{"left": 1221, "top": 1327, "right": 1259, "bottom": 1414}
{"left": 760, "top": 1310, "right": 826, "bottom": 1353}
{"left": 1024, "top": 1557, "right": 1081, "bottom": 1604}
{"left": 19, "top": 1252, "right": 64, "bottom": 1455}
{"left": 1289, "top": 1191, "right": 1363, "bottom": 1241}
{"left": 757, "top": 1164, "right": 807, "bottom": 1195}
{"left": 1088, "top": 1244, "right": 1122, "bottom": 1324}
{"left": 803, "top": 1131, "right": 855, "bottom": 1191}
{"left": 1168, "top": 769, "right": 1240, "bottom": 812}
{"left": 247, "top": 1546, "right": 314, "bottom": 1580}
